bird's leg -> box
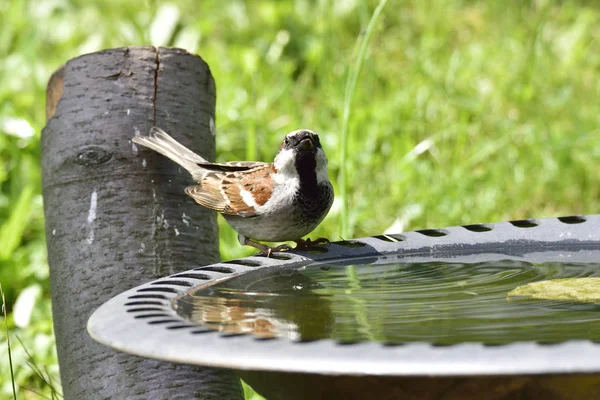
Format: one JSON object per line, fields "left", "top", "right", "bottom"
{"left": 238, "top": 233, "right": 293, "bottom": 257}
{"left": 294, "top": 237, "right": 331, "bottom": 249}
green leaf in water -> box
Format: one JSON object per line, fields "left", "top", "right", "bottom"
{"left": 508, "top": 278, "right": 600, "bottom": 304}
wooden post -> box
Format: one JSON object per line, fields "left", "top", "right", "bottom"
{"left": 42, "top": 47, "right": 242, "bottom": 400}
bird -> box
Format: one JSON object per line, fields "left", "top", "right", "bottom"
{"left": 132, "top": 127, "right": 334, "bottom": 255}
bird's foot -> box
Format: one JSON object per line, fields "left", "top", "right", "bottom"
{"left": 265, "top": 243, "right": 294, "bottom": 257}
{"left": 242, "top": 237, "right": 293, "bottom": 257}
{"left": 294, "top": 237, "right": 330, "bottom": 249}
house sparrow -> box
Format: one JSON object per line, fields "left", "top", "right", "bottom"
{"left": 132, "top": 127, "right": 334, "bottom": 255}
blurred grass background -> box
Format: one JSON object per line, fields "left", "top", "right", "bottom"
{"left": 1, "top": 0, "right": 599, "bottom": 398}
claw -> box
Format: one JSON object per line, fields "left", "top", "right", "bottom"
{"left": 266, "top": 244, "right": 293, "bottom": 257}
{"left": 294, "top": 237, "right": 330, "bottom": 249}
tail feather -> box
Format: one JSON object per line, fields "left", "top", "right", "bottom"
{"left": 132, "top": 127, "right": 207, "bottom": 180}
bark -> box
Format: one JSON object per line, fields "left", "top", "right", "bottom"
{"left": 42, "top": 46, "right": 243, "bottom": 400}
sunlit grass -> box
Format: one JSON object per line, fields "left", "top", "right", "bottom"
{"left": 339, "top": 0, "right": 390, "bottom": 239}
{"left": 2, "top": 284, "right": 17, "bottom": 399}
{"left": 1, "top": 0, "right": 599, "bottom": 398}
{"left": 15, "top": 336, "right": 62, "bottom": 400}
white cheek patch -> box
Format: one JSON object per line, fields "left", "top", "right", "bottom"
{"left": 274, "top": 148, "right": 298, "bottom": 178}
{"left": 315, "top": 148, "right": 329, "bottom": 184}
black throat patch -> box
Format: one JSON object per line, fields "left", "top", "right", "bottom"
{"left": 294, "top": 151, "right": 318, "bottom": 191}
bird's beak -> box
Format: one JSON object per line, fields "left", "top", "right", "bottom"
{"left": 298, "top": 136, "right": 314, "bottom": 151}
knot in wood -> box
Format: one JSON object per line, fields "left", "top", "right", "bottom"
{"left": 74, "top": 145, "right": 113, "bottom": 166}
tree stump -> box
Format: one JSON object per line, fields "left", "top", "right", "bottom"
{"left": 42, "top": 46, "right": 242, "bottom": 400}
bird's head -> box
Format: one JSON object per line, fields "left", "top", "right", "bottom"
{"left": 274, "top": 129, "right": 329, "bottom": 184}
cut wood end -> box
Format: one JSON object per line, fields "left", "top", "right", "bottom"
{"left": 46, "top": 65, "right": 66, "bottom": 122}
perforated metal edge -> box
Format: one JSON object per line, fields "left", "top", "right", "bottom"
{"left": 88, "top": 214, "right": 600, "bottom": 376}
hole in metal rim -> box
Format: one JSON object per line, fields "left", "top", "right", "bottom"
{"left": 416, "top": 229, "right": 449, "bottom": 237}
{"left": 336, "top": 340, "right": 361, "bottom": 346}
{"left": 509, "top": 219, "right": 538, "bottom": 228}
{"left": 147, "top": 319, "right": 182, "bottom": 325}
{"left": 137, "top": 287, "right": 178, "bottom": 294}
{"left": 558, "top": 215, "right": 587, "bottom": 224}
{"left": 386, "top": 234, "right": 406, "bottom": 241}
{"left": 124, "top": 301, "right": 164, "bottom": 306}
{"left": 381, "top": 342, "right": 407, "bottom": 347}
{"left": 536, "top": 340, "right": 565, "bottom": 346}
{"left": 127, "top": 294, "right": 168, "bottom": 300}
{"left": 223, "top": 259, "right": 263, "bottom": 267}
{"left": 126, "top": 307, "right": 166, "bottom": 313}
{"left": 482, "top": 342, "right": 509, "bottom": 347}
{"left": 335, "top": 240, "right": 366, "bottom": 248}
{"left": 220, "top": 332, "right": 248, "bottom": 338}
{"left": 372, "top": 234, "right": 399, "bottom": 242}
{"left": 166, "top": 325, "right": 196, "bottom": 330}
{"left": 190, "top": 328, "right": 213, "bottom": 335}
{"left": 134, "top": 313, "right": 172, "bottom": 319}
{"left": 254, "top": 336, "right": 277, "bottom": 341}
{"left": 194, "top": 266, "right": 235, "bottom": 274}
{"left": 171, "top": 273, "right": 211, "bottom": 280}
{"left": 151, "top": 280, "right": 193, "bottom": 287}
{"left": 462, "top": 224, "right": 493, "bottom": 232}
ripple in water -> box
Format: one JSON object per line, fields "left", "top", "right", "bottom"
{"left": 175, "top": 260, "right": 600, "bottom": 344}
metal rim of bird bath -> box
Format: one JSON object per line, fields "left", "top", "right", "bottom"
{"left": 88, "top": 214, "right": 600, "bottom": 376}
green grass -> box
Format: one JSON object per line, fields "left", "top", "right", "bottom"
{"left": 2, "top": 284, "right": 17, "bottom": 399}
{"left": 1, "top": 0, "right": 599, "bottom": 398}
{"left": 340, "top": 0, "right": 390, "bottom": 239}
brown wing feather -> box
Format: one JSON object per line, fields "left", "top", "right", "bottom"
{"left": 237, "top": 169, "right": 272, "bottom": 206}
{"left": 184, "top": 184, "right": 229, "bottom": 213}
{"left": 184, "top": 164, "right": 275, "bottom": 218}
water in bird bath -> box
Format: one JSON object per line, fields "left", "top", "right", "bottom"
{"left": 175, "top": 259, "right": 600, "bottom": 345}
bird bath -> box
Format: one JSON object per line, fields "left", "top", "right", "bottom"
{"left": 88, "top": 215, "right": 600, "bottom": 399}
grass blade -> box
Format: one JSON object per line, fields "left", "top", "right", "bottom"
{"left": 0, "top": 185, "right": 35, "bottom": 260}
{"left": 339, "top": 0, "right": 390, "bottom": 238}
{"left": 2, "top": 283, "right": 17, "bottom": 399}
{"left": 16, "top": 336, "right": 62, "bottom": 399}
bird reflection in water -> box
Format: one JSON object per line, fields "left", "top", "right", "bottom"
{"left": 175, "top": 269, "right": 334, "bottom": 340}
